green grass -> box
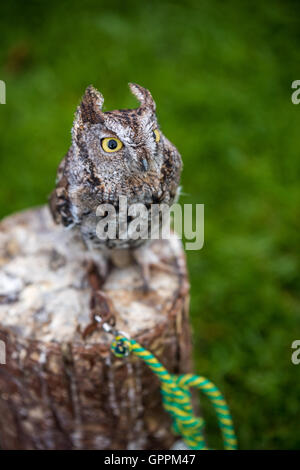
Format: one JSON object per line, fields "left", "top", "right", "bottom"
{"left": 1, "top": 0, "right": 300, "bottom": 449}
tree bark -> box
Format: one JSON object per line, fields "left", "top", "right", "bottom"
{"left": 0, "top": 206, "right": 192, "bottom": 450}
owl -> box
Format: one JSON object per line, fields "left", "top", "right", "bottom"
{"left": 49, "top": 83, "right": 182, "bottom": 286}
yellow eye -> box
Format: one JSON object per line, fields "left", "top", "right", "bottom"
{"left": 153, "top": 128, "right": 160, "bottom": 143}
{"left": 101, "top": 137, "right": 123, "bottom": 153}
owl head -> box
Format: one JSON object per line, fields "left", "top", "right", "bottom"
{"left": 67, "top": 83, "right": 182, "bottom": 205}
{"left": 50, "top": 83, "right": 182, "bottom": 239}
{"left": 73, "top": 84, "right": 159, "bottom": 172}
{"left": 49, "top": 82, "right": 183, "bottom": 242}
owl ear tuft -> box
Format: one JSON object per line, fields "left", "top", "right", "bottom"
{"left": 72, "top": 86, "right": 104, "bottom": 144}
{"left": 129, "top": 83, "right": 156, "bottom": 112}
{"left": 78, "top": 85, "right": 104, "bottom": 124}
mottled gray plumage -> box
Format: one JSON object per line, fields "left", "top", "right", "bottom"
{"left": 49, "top": 83, "right": 182, "bottom": 255}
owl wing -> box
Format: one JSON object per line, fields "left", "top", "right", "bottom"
{"left": 48, "top": 153, "right": 74, "bottom": 227}
{"left": 161, "top": 138, "right": 183, "bottom": 203}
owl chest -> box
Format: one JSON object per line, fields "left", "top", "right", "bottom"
{"left": 77, "top": 194, "right": 169, "bottom": 251}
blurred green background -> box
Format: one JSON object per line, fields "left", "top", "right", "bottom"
{"left": 1, "top": 0, "right": 300, "bottom": 449}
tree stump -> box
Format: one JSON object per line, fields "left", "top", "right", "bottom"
{"left": 0, "top": 206, "right": 192, "bottom": 450}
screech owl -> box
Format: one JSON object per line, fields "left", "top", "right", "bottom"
{"left": 49, "top": 83, "right": 182, "bottom": 285}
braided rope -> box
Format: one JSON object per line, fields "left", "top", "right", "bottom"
{"left": 111, "top": 336, "right": 237, "bottom": 450}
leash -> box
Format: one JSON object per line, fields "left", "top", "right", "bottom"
{"left": 85, "top": 262, "right": 237, "bottom": 449}
{"left": 108, "top": 332, "right": 238, "bottom": 450}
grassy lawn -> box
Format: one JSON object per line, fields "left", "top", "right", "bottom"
{"left": 0, "top": 0, "right": 300, "bottom": 449}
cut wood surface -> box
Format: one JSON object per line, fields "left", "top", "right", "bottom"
{"left": 0, "top": 206, "right": 192, "bottom": 450}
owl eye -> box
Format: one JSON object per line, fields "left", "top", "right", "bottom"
{"left": 101, "top": 137, "right": 123, "bottom": 153}
{"left": 153, "top": 128, "right": 160, "bottom": 143}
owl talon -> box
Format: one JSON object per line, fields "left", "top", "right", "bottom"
{"left": 139, "top": 260, "right": 152, "bottom": 294}
{"left": 140, "top": 279, "right": 152, "bottom": 294}
{"left": 133, "top": 243, "right": 176, "bottom": 294}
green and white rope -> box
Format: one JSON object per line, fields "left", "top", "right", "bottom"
{"left": 111, "top": 336, "right": 238, "bottom": 450}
